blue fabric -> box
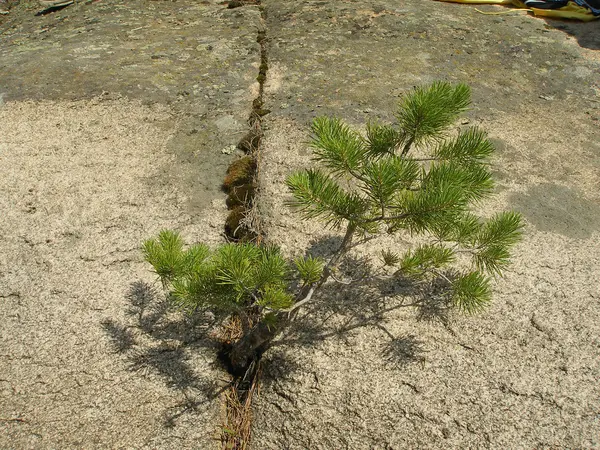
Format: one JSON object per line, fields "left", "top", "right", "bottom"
{"left": 524, "top": 0, "right": 600, "bottom": 15}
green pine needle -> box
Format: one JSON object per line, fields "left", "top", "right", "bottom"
{"left": 365, "top": 120, "right": 401, "bottom": 157}
{"left": 478, "top": 211, "right": 524, "bottom": 248}
{"left": 396, "top": 82, "right": 471, "bottom": 151}
{"left": 358, "top": 156, "right": 420, "bottom": 206}
{"left": 258, "top": 285, "right": 294, "bottom": 310}
{"left": 400, "top": 244, "right": 455, "bottom": 276}
{"left": 295, "top": 255, "right": 325, "bottom": 285}
{"left": 473, "top": 211, "right": 524, "bottom": 275}
{"left": 451, "top": 272, "right": 492, "bottom": 313}
{"left": 286, "top": 168, "right": 367, "bottom": 228}
{"left": 433, "top": 127, "right": 494, "bottom": 165}
{"left": 310, "top": 116, "right": 367, "bottom": 176}
{"left": 381, "top": 250, "right": 401, "bottom": 267}
{"left": 143, "top": 230, "right": 186, "bottom": 285}
{"left": 424, "top": 162, "right": 494, "bottom": 203}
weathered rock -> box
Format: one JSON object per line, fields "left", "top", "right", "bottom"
{"left": 0, "top": 1, "right": 262, "bottom": 448}
{"left": 2, "top": 0, "right": 600, "bottom": 448}
{"left": 253, "top": 1, "right": 600, "bottom": 448}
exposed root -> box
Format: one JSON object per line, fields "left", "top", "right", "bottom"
{"left": 217, "top": 316, "right": 262, "bottom": 450}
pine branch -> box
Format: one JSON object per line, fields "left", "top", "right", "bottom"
{"left": 357, "top": 156, "right": 420, "bottom": 207}
{"left": 294, "top": 255, "right": 325, "bottom": 285}
{"left": 284, "top": 222, "right": 358, "bottom": 315}
{"left": 143, "top": 230, "right": 188, "bottom": 286}
{"left": 471, "top": 211, "right": 524, "bottom": 275}
{"left": 396, "top": 82, "right": 471, "bottom": 153}
{"left": 399, "top": 244, "right": 455, "bottom": 276}
{"left": 477, "top": 211, "right": 524, "bottom": 248}
{"left": 310, "top": 116, "right": 367, "bottom": 176}
{"left": 433, "top": 127, "right": 494, "bottom": 165}
{"left": 451, "top": 271, "right": 492, "bottom": 313}
{"left": 365, "top": 120, "right": 401, "bottom": 157}
{"left": 286, "top": 168, "right": 367, "bottom": 227}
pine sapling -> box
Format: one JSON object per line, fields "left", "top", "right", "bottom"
{"left": 143, "top": 82, "right": 523, "bottom": 374}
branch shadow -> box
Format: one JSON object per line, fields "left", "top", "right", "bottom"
{"left": 102, "top": 238, "right": 457, "bottom": 413}
{"left": 305, "top": 234, "right": 343, "bottom": 258}
{"left": 271, "top": 240, "right": 458, "bottom": 372}
{"left": 381, "top": 333, "right": 427, "bottom": 368}
{"left": 101, "top": 280, "right": 230, "bottom": 428}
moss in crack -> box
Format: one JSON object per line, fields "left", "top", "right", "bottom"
{"left": 225, "top": 206, "right": 256, "bottom": 241}
{"left": 259, "top": 62, "right": 269, "bottom": 76}
{"left": 223, "top": 3, "right": 267, "bottom": 242}
{"left": 256, "top": 108, "right": 271, "bottom": 117}
{"left": 237, "top": 130, "right": 261, "bottom": 153}
{"left": 226, "top": 183, "right": 256, "bottom": 208}
{"left": 223, "top": 156, "right": 258, "bottom": 240}
{"left": 256, "top": 30, "right": 267, "bottom": 45}
{"left": 252, "top": 98, "right": 264, "bottom": 110}
{"left": 228, "top": 0, "right": 260, "bottom": 8}
{"left": 223, "top": 156, "right": 256, "bottom": 191}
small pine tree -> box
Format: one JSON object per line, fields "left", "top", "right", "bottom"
{"left": 143, "top": 82, "right": 523, "bottom": 374}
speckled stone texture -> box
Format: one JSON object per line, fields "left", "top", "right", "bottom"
{"left": 0, "top": 1, "right": 262, "bottom": 448}
{"left": 1, "top": 0, "right": 599, "bottom": 448}
{"left": 252, "top": 1, "right": 600, "bottom": 448}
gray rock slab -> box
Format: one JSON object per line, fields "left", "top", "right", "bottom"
{"left": 253, "top": 0, "right": 600, "bottom": 448}
{"left": 0, "top": 0, "right": 260, "bottom": 106}
{"left": 0, "top": 1, "right": 262, "bottom": 448}
{"left": 263, "top": 0, "right": 599, "bottom": 125}
{"left": 0, "top": 0, "right": 262, "bottom": 212}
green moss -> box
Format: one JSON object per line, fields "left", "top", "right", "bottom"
{"left": 256, "top": 108, "right": 271, "bottom": 117}
{"left": 224, "top": 206, "right": 255, "bottom": 241}
{"left": 223, "top": 156, "right": 256, "bottom": 192}
{"left": 237, "top": 131, "right": 261, "bottom": 154}
{"left": 225, "top": 206, "right": 244, "bottom": 238}
{"left": 252, "top": 98, "right": 264, "bottom": 110}
{"left": 226, "top": 182, "right": 255, "bottom": 208}
{"left": 256, "top": 30, "right": 267, "bottom": 44}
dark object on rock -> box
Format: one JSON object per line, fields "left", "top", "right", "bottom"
{"left": 0, "top": 0, "right": 11, "bottom": 15}
{"left": 223, "top": 156, "right": 256, "bottom": 192}
{"left": 228, "top": 0, "right": 244, "bottom": 8}
{"left": 36, "top": 0, "right": 74, "bottom": 16}
{"left": 237, "top": 130, "right": 260, "bottom": 153}
{"left": 226, "top": 182, "right": 255, "bottom": 208}
{"left": 225, "top": 206, "right": 254, "bottom": 241}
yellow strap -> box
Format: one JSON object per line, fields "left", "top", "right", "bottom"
{"left": 474, "top": 7, "right": 530, "bottom": 14}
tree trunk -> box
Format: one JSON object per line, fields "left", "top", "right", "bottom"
{"left": 227, "top": 312, "right": 289, "bottom": 375}
{"left": 227, "top": 222, "right": 357, "bottom": 375}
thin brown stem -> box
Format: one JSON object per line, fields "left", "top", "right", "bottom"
{"left": 286, "top": 221, "right": 358, "bottom": 314}
{"left": 408, "top": 157, "right": 438, "bottom": 162}
{"left": 361, "top": 213, "right": 411, "bottom": 224}
{"left": 401, "top": 135, "right": 415, "bottom": 157}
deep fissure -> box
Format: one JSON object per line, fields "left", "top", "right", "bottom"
{"left": 220, "top": 2, "right": 270, "bottom": 447}
{"left": 223, "top": 4, "right": 269, "bottom": 244}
